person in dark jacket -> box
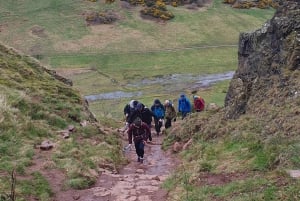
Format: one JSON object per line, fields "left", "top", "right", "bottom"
{"left": 151, "top": 99, "right": 165, "bottom": 136}
{"left": 127, "top": 118, "right": 151, "bottom": 163}
{"left": 124, "top": 100, "right": 138, "bottom": 122}
{"left": 178, "top": 93, "right": 191, "bottom": 120}
{"left": 128, "top": 102, "right": 154, "bottom": 130}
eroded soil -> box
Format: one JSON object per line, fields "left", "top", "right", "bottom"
{"left": 26, "top": 129, "right": 178, "bottom": 201}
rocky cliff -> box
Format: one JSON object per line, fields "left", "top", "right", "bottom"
{"left": 225, "top": 0, "right": 299, "bottom": 122}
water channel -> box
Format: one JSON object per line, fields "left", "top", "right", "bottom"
{"left": 85, "top": 71, "right": 235, "bottom": 101}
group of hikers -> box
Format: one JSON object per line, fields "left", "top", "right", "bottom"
{"left": 123, "top": 93, "right": 205, "bottom": 163}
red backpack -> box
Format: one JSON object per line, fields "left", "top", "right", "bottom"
{"left": 194, "top": 97, "right": 205, "bottom": 111}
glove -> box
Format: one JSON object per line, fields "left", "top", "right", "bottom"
{"left": 173, "top": 118, "right": 176, "bottom": 122}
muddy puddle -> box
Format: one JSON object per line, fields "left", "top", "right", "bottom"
{"left": 85, "top": 71, "right": 234, "bottom": 101}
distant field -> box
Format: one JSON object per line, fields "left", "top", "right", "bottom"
{"left": 0, "top": 0, "right": 275, "bottom": 119}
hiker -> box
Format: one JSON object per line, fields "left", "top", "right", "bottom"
{"left": 193, "top": 95, "right": 205, "bottom": 112}
{"left": 164, "top": 100, "right": 176, "bottom": 129}
{"left": 151, "top": 99, "right": 165, "bottom": 136}
{"left": 123, "top": 100, "right": 139, "bottom": 128}
{"left": 178, "top": 93, "right": 191, "bottom": 120}
{"left": 127, "top": 118, "right": 151, "bottom": 163}
{"left": 127, "top": 103, "right": 154, "bottom": 139}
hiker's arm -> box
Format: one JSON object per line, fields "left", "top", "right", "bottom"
{"left": 127, "top": 127, "right": 133, "bottom": 144}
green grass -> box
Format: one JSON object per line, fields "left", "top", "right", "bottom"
{"left": 0, "top": 43, "right": 125, "bottom": 200}
{"left": 0, "top": 0, "right": 275, "bottom": 120}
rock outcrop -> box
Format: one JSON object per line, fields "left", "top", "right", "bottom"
{"left": 225, "top": 0, "right": 300, "bottom": 119}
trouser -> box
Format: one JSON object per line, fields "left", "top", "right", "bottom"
{"left": 165, "top": 118, "right": 172, "bottom": 129}
{"left": 134, "top": 141, "right": 144, "bottom": 158}
{"left": 181, "top": 112, "right": 189, "bottom": 119}
{"left": 154, "top": 118, "right": 163, "bottom": 134}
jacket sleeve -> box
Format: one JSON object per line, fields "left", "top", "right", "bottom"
{"left": 124, "top": 104, "right": 129, "bottom": 115}
{"left": 127, "top": 126, "right": 133, "bottom": 144}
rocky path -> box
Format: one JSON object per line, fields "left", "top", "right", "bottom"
{"left": 82, "top": 134, "right": 177, "bottom": 201}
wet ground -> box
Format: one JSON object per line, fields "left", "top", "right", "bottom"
{"left": 85, "top": 71, "right": 234, "bottom": 101}
{"left": 48, "top": 130, "right": 178, "bottom": 201}
{"left": 82, "top": 132, "right": 177, "bottom": 201}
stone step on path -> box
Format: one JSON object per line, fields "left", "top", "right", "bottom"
{"left": 83, "top": 135, "right": 177, "bottom": 201}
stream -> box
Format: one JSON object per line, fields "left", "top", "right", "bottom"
{"left": 85, "top": 71, "right": 234, "bottom": 101}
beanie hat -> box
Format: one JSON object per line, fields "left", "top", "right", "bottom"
{"left": 137, "top": 103, "right": 143, "bottom": 110}
{"left": 129, "top": 100, "right": 136, "bottom": 108}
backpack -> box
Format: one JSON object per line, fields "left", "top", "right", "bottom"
{"left": 153, "top": 106, "right": 164, "bottom": 118}
{"left": 194, "top": 97, "right": 205, "bottom": 111}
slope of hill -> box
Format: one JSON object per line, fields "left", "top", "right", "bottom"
{"left": 164, "top": 0, "right": 300, "bottom": 200}
{"left": 0, "top": 43, "right": 124, "bottom": 200}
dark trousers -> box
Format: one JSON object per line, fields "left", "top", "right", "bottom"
{"left": 165, "top": 118, "right": 172, "bottom": 129}
{"left": 154, "top": 118, "right": 162, "bottom": 134}
{"left": 134, "top": 141, "right": 144, "bottom": 158}
{"left": 181, "top": 112, "right": 189, "bottom": 120}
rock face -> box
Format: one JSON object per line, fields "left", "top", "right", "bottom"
{"left": 225, "top": 0, "right": 300, "bottom": 119}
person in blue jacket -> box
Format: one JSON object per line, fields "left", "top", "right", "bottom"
{"left": 151, "top": 99, "right": 165, "bottom": 136}
{"left": 178, "top": 93, "right": 191, "bottom": 120}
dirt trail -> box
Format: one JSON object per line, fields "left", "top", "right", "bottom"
{"left": 46, "top": 130, "right": 178, "bottom": 201}
{"left": 81, "top": 134, "right": 177, "bottom": 201}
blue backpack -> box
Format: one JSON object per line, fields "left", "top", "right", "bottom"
{"left": 153, "top": 106, "right": 164, "bottom": 118}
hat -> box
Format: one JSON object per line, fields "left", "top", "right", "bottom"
{"left": 193, "top": 95, "right": 199, "bottom": 99}
{"left": 129, "top": 100, "right": 138, "bottom": 108}
{"left": 180, "top": 93, "right": 185, "bottom": 98}
{"left": 137, "top": 103, "right": 143, "bottom": 110}
{"left": 164, "top": 100, "right": 170, "bottom": 106}
{"left": 154, "top": 99, "right": 160, "bottom": 104}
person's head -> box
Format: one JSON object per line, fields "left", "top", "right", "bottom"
{"left": 164, "top": 99, "right": 170, "bottom": 106}
{"left": 133, "top": 118, "right": 142, "bottom": 128}
{"left": 193, "top": 95, "right": 199, "bottom": 100}
{"left": 137, "top": 103, "right": 144, "bottom": 111}
{"left": 154, "top": 99, "right": 161, "bottom": 105}
{"left": 129, "top": 100, "right": 138, "bottom": 108}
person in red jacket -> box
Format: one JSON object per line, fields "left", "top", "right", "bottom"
{"left": 193, "top": 95, "right": 205, "bottom": 112}
{"left": 127, "top": 118, "right": 151, "bottom": 163}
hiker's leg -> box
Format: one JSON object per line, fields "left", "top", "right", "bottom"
{"left": 158, "top": 119, "right": 162, "bottom": 132}
{"left": 182, "top": 112, "right": 187, "bottom": 119}
{"left": 134, "top": 142, "right": 141, "bottom": 158}
{"left": 154, "top": 119, "right": 160, "bottom": 134}
{"left": 138, "top": 141, "right": 145, "bottom": 158}
{"left": 134, "top": 141, "right": 143, "bottom": 157}
{"left": 165, "top": 118, "right": 171, "bottom": 129}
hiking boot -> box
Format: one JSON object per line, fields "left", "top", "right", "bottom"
{"left": 149, "top": 136, "right": 152, "bottom": 141}
{"left": 139, "top": 157, "right": 144, "bottom": 163}
{"left": 137, "top": 157, "right": 141, "bottom": 162}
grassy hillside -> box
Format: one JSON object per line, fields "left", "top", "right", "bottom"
{"left": 161, "top": 0, "right": 300, "bottom": 199}
{"left": 0, "top": 43, "right": 124, "bottom": 200}
{"left": 0, "top": 0, "right": 275, "bottom": 119}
